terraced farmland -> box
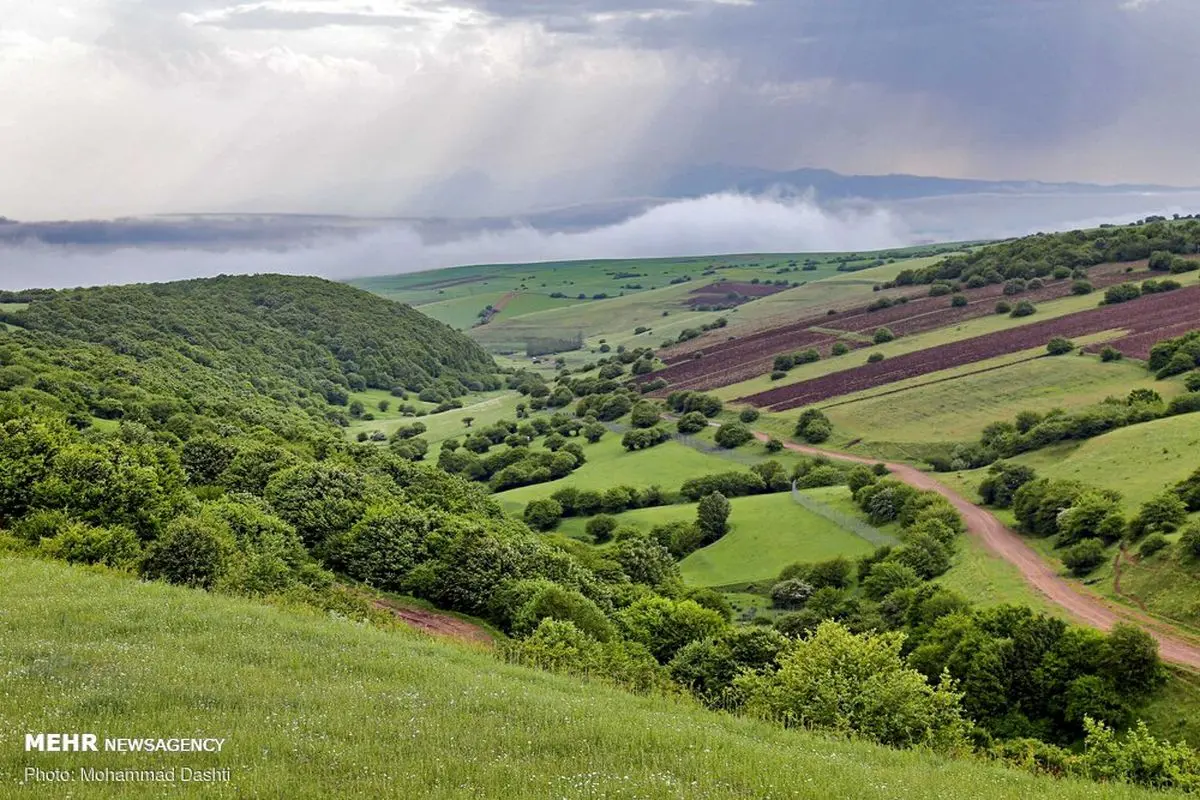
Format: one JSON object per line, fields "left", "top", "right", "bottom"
{"left": 644, "top": 262, "right": 1158, "bottom": 393}
{"left": 739, "top": 283, "right": 1200, "bottom": 411}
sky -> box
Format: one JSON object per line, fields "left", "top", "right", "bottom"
{"left": 2, "top": 0, "right": 1199, "bottom": 221}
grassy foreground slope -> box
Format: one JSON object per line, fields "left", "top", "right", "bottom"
{"left": 0, "top": 557, "right": 1159, "bottom": 800}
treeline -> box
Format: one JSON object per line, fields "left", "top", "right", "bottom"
{"left": 978, "top": 461, "right": 1199, "bottom": 578}
{"left": 887, "top": 219, "right": 1200, "bottom": 288}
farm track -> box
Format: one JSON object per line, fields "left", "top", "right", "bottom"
{"left": 759, "top": 433, "right": 1200, "bottom": 670}
{"left": 372, "top": 597, "right": 495, "bottom": 647}
{"left": 740, "top": 285, "right": 1200, "bottom": 411}
{"left": 648, "top": 263, "right": 1154, "bottom": 392}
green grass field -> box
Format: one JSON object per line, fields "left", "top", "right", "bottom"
{"left": 1000, "top": 414, "right": 1200, "bottom": 510}
{"left": 819, "top": 352, "right": 1184, "bottom": 445}
{"left": 1, "top": 556, "right": 1156, "bottom": 799}
{"left": 494, "top": 436, "right": 762, "bottom": 512}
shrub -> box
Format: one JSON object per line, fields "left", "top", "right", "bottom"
{"left": 951, "top": 295, "right": 968, "bottom": 308}
{"left": 795, "top": 349, "right": 821, "bottom": 365}
{"left": 1071, "top": 280, "right": 1093, "bottom": 295}
{"left": 1128, "top": 492, "right": 1188, "bottom": 539}
{"left": 1138, "top": 533, "right": 1169, "bottom": 559}
{"left": 995, "top": 301, "right": 1012, "bottom": 314}
{"left": 1046, "top": 337, "right": 1075, "bottom": 356}
{"left": 141, "top": 515, "right": 234, "bottom": 589}
{"left": 765, "top": 438, "right": 784, "bottom": 453}
{"left": 1099, "top": 347, "right": 1123, "bottom": 362}
{"left": 1061, "top": 539, "right": 1105, "bottom": 577}
{"left": 770, "top": 370, "right": 788, "bottom": 380}
{"left": 523, "top": 498, "right": 563, "bottom": 531}
{"left": 736, "top": 621, "right": 970, "bottom": 753}
{"left": 795, "top": 409, "right": 832, "bottom": 444}
{"left": 585, "top": 515, "right": 618, "bottom": 543}
{"left": 831, "top": 341, "right": 850, "bottom": 356}
{"left": 714, "top": 421, "right": 754, "bottom": 449}
{"left": 873, "top": 327, "right": 896, "bottom": 344}
{"left": 773, "top": 354, "right": 795, "bottom": 372}
{"left": 1180, "top": 524, "right": 1200, "bottom": 558}
{"left": 1104, "top": 283, "right": 1141, "bottom": 305}
{"left": 867, "top": 352, "right": 885, "bottom": 364}
{"left": 1010, "top": 301, "right": 1036, "bottom": 318}
{"left": 770, "top": 579, "right": 814, "bottom": 609}
{"left": 675, "top": 411, "right": 708, "bottom": 434}
{"left": 739, "top": 408, "right": 760, "bottom": 424}
{"left": 630, "top": 401, "right": 661, "bottom": 429}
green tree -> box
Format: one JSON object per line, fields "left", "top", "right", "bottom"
{"left": 585, "top": 514, "right": 618, "bottom": 543}
{"left": 675, "top": 411, "right": 708, "bottom": 434}
{"left": 697, "top": 492, "right": 731, "bottom": 542}
{"left": 714, "top": 421, "right": 753, "bottom": 449}
{"left": 523, "top": 498, "right": 563, "bottom": 531}
{"left": 141, "top": 514, "right": 234, "bottom": 589}
{"left": 736, "top": 621, "right": 970, "bottom": 752}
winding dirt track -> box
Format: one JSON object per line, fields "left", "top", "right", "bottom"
{"left": 760, "top": 433, "right": 1200, "bottom": 669}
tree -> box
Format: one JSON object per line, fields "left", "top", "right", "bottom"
{"left": 862, "top": 561, "right": 921, "bottom": 600}
{"left": 736, "top": 621, "right": 970, "bottom": 752}
{"left": 697, "top": 492, "right": 731, "bottom": 543}
{"left": 462, "top": 416, "right": 475, "bottom": 428}
{"left": 582, "top": 422, "right": 606, "bottom": 443}
{"left": 739, "top": 408, "right": 760, "bottom": 424}
{"left": 873, "top": 327, "right": 896, "bottom": 344}
{"left": 630, "top": 401, "right": 661, "bottom": 428}
{"left": 714, "top": 421, "right": 753, "bottom": 449}
{"left": 1104, "top": 283, "right": 1141, "bottom": 304}
{"left": 765, "top": 438, "right": 784, "bottom": 453}
{"left": 1103, "top": 624, "right": 1165, "bottom": 698}
{"left": 795, "top": 409, "right": 832, "bottom": 444}
{"left": 832, "top": 342, "right": 850, "bottom": 356}
{"left": 1128, "top": 492, "right": 1188, "bottom": 539}
{"left": 771, "top": 579, "right": 814, "bottom": 609}
{"left": 263, "top": 464, "right": 368, "bottom": 549}
{"left": 1061, "top": 539, "right": 1105, "bottom": 576}
{"left": 141, "top": 515, "right": 233, "bottom": 589}
{"left": 523, "top": 498, "right": 563, "bottom": 532}
{"left": 676, "top": 411, "right": 708, "bottom": 434}
{"left": 951, "top": 295, "right": 968, "bottom": 308}
{"left": 585, "top": 514, "right": 618, "bottom": 543}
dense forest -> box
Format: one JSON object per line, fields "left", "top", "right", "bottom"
{"left": 892, "top": 218, "right": 1200, "bottom": 287}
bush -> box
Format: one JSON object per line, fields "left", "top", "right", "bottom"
{"left": 794, "top": 409, "right": 832, "bottom": 444}
{"left": 873, "top": 327, "right": 896, "bottom": 344}
{"left": 1104, "top": 283, "right": 1142, "bottom": 305}
{"left": 1099, "top": 346, "right": 1123, "bottom": 362}
{"left": 867, "top": 352, "right": 885, "bottom": 364}
{"left": 1061, "top": 539, "right": 1105, "bottom": 577}
{"left": 1070, "top": 280, "right": 1093, "bottom": 295}
{"left": 576, "top": 516, "right": 616, "bottom": 546}
{"left": 523, "top": 498, "right": 564, "bottom": 531}
{"left": 714, "top": 422, "right": 754, "bottom": 449}
{"left": 770, "top": 579, "right": 814, "bottom": 609}
{"left": 1180, "top": 525, "right": 1200, "bottom": 558}
{"left": 950, "top": 295, "right": 968, "bottom": 308}
{"left": 765, "top": 438, "right": 784, "bottom": 453}
{"left": 141, "top": 515, "right": 233, "bottom": 589}
{"left": 1138, "top": 533, "right": 1169, "bottom": 559}
{"left": 769, "top": 370, "right": 788, "bottom": 380}
{"left": 622, "top": 427, "right": 671, "bottom": 451}
{"left": 1046, "top": 337, "right": 1075, "bottom": 356}
{"left": 995, "top": 301, "right": 1012, "bottom": 314}
{"left": 831, "top": 341, "right": 850, "bottom": 356}
{"left": 1010, "top": 301, "right": 1036, "bottom": 318}
{"left": 675, "top": 411, "right": 708, "bottom": 434}
{"left": 630, "top": 401, "right": 661, "bottom": 429}
{"left": 739, "top": 408, "right": 760, "bottom": 424}
{"left": 1185, "top": 372, "right": 1200, "bottom": 392}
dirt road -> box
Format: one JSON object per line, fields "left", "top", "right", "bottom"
{"left": 373, "top": 597, "right": 495, "bottom": 647}
{"left": 763, "top": 433, "right": 1200, "bottom": 669}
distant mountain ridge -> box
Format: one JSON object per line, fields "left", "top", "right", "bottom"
{"left": 655, "top": 165, "right": 1194, "bottom": 202}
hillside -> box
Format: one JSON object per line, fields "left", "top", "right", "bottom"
{"left": 0, "top": 275, "right": 497, "bottom": 441}
{"left": 0, "top": 556, "right": 1163, "bottom": 800}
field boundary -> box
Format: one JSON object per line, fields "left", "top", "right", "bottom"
{"left": 789, "top": 483, "right": 899, "bottom": 548}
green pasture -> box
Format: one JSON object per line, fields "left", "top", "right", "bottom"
{"left": 0, "top": 557, "right": 1150, "bottom": 800}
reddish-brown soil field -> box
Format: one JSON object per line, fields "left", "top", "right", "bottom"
{"left": 737, "top": 284, "right": 1200, "bottom": 411}
{"left": 648, "top": 264, "right": 1158, "bottom": 393}
{"left": 684, "top": 281, "right": 788, "bottom": 309}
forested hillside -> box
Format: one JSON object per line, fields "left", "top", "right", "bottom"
{"left": 0, "top": 275, "right": 498, "bottom": 441}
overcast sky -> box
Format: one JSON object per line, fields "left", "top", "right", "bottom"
{"left": 2, "top": 0, "right": 1198, "bottom": 220}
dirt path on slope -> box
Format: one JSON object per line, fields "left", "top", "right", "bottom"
{"left": 372, "top": 597, "right": 495, "bottom": 647}
{"left": 761, "top": 432, "right": 1200, "bottom": 669}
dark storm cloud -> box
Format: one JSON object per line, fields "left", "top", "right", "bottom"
{"left": 470, "top": 0, "right": 1199, "bottom": 148}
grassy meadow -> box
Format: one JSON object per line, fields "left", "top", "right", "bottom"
{"left": 2, "top": 556, "right": 1165, "bottom": 800}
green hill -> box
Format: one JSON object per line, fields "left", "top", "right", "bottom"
{"left": 0, "top": 274, "right": 498, "bottom": 441}
{"left": 0, "top": 556, "right": 1158, "bottom": 800}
